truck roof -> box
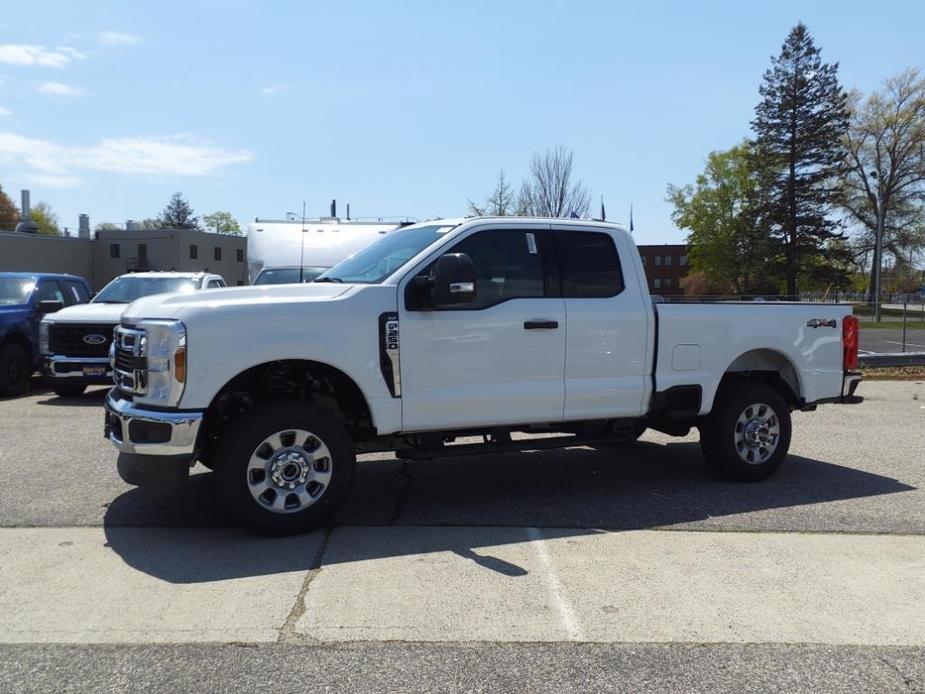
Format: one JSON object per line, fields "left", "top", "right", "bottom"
{"left": 0, "top": 271, "right": 88, "bottom": 282}
{"left": 118, "top": 271, "right": 219, "bottom": 279}
{"left": 405, "top": 216, "right": 629, "bottom": 233}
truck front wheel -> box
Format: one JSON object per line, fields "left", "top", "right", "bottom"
{"left": 213, "top": 400, "right": 356, "bottom": 535}
{"left": 699, "top": 382, "right": 792, "bottom": 482}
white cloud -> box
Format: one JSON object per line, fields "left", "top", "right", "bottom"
{"left": 37, "top": 82, "right": 86, "bottom": 97}
{"left": 261, "top": 82, "right": 288, "bottom": 95}
{"left": 0, "top": 44, "right": 85, "bottom": 68}
{"left": 26, "top": 172, "right": 83, "bottom": 188}
{"left": 98, "top": 31, "right": 140, "bottom": 47}
{"left": 0, "top": 131, "right": 253, "bottom": 185}
{"left": 0, "top": 107, "right": 11, "bottom": 117}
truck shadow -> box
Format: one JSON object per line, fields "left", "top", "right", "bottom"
{"left": 103, "top": 441, "right": 916, "bottom": 584}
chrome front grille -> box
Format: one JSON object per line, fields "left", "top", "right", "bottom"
{"left": 112, "top": 325, "right": 147, "bottom": 395}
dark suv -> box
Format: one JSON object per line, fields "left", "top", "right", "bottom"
{"left": 0, "top": 272, "right": 92, "bottom": 396}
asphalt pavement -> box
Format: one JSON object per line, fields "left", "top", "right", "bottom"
{"left": 0, "top": 381, "right": 923, "bottom": 692}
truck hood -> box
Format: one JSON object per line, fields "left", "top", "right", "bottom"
{"left": 122, "top": 283, "right": 353, "bottom": 322}
{"left": 44, "top": 302, "right": 126, "bottom": 324}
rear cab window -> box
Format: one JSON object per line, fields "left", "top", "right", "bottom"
{"left": 555, "top": 230, "right": 625, "bottom": 298}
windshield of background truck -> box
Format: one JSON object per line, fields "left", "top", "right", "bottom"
{"left": 92, "top": 277, "right": 199, "bottom": 304}
{"left": 255, "top": 267, "right": 328, "bottom": 285}
{"left": 0, "top": 278, "right": 35, "bottom": 306}
{"left": 317, "top": 225, "right": 455, "bottom": 284}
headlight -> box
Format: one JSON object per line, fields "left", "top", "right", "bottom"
{"left": 133, "top": 319, "right": 187, "bottom": 407}
{"left": 39, "top": 320, "right": 51, "bottom": 354}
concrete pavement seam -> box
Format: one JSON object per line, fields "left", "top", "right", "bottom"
{"left": 276, "top": 526, "right": 333, "bottom": 645}
{"left": 526, "top": 527, "right": 585, "bottom": 642}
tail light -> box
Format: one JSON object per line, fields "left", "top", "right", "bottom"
{"left": 843, "top": 315, "right": 859, "bottom": 371}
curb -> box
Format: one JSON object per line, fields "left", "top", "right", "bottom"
{"left": 859, "top": 352, "right": 925, "bottom": 367}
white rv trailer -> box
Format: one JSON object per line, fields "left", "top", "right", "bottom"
{"left": 246, "top": 218, "right": 407, "bottom": 284}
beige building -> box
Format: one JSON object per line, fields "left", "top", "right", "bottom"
{"left": 0, "top": 228, "right": 248, "bottom": 290}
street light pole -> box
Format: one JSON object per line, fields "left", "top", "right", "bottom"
{"left": 872, "top": 171, "right": 884, "bottom": 323}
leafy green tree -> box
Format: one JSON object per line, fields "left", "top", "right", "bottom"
{"left": 202, "top": 210, "right": 242, "bottom": 235}
{"left": 839, "top": 68, "right": 925, "bottom": 300}
{"left": 94, "top": 222, "right": 120, "bottom": 232}
{"left": 752, "top": 23, "right": 850, "bottom": 295}
{"left": 158, "top": 192, "right": 199, "bottom": 230}
{"left": 0, "top": 185, "right": 20, "bottom": 230}
{"left": 668, "top": 142, "right": 779, "bottom": 294}
{"left": 468, "top": 170, "right": 515, "bottom": 216}
{"left": 31, "top": 201, "right": 61, "bottom": 236}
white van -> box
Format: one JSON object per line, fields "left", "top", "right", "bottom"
{"left": 247, "top": 218, "right": 407, "bottom": 285}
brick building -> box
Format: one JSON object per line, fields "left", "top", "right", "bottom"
{"left": 636, "top": 244, "right": 690, "bottom": 296}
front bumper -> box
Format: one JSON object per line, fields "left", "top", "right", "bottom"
{"left": 104, "top": 389, "right": 204, "bottom": 457}
{"left": 43, "top": 355, "right": 112, "bottom": 383}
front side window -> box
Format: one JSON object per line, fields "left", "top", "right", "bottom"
{"left": 92, "top": 276, "right": 198, "bottom": 303}
{"left": 556, "top": 231, "right": 624, "bottom": 298}
{"left": 35, "top": 280, "right": 65, "bottom": 304}
{"left": 207, "top": 279, "right": 223, "bottom": 289}
{"left": 437, "top": 229, "right": 548, "bottom": 310}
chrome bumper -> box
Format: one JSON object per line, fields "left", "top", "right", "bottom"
{"left": 104, "top": 389, "right": 203, "bottom": 457}
{"left": 43, "top": 355, "right": 112, "bottom": 379}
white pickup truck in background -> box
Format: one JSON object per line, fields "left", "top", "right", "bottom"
{"left": 104, "top": 217, "right": 862, "bottom": 534}
{"left": 41, "top": 272, "right": 226, "bottom": 397}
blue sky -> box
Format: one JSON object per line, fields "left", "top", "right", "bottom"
{"left": 0, "top": 0, "right": 921, "bottom": 244}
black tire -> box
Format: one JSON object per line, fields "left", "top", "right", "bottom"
{"left": 53, "top": 384, "right": 86, "bottom": 398}
{"left": 213, "top": 400, "right": 356, "bottom": 535}
{"left": 0, "top": 342, "right": 30, "bottom": 397}
{"left": 698, "top": 382, "right": 791, "bottom": 482}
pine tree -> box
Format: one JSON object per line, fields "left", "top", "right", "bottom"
{"left": 158, "top": 192, "right": 199, "bottom": 230}
{"left": 751, "top": 23, "right": 850, "bottom": 295}
{"left": 0, "top": 185, "right": 20, "bottom": 230}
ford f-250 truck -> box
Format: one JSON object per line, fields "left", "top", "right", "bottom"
{"left": 104, "top": 217, "right": 862, "bottom": 534}
{"left": 41, "top": 272, "right": 226, "bottom": 397}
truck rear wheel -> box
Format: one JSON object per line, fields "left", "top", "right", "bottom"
{"left": 699, "top": 382, "right": 791, "bottom": 482}
{"left": 213, "top": 400, "right": 356, "bottom": 535}
{"left": 0, "top": 342, "right": 30, "bottom": 397}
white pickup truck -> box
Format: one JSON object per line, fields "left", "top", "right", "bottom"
{"left": 104, "top": 218, "right": 862, "bottom": 534}
{"left": 41, "top": 272, "right": 226, "bottom": 397}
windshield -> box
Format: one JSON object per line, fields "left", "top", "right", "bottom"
{"left": 93, "top": 276, "right": 199, "bottom": 303}
{"left": 317, "top": 224, "right": 455, "bottom": 284}
{"left": 254, "top": 267, "right": 328, "bottom": 285}
{"left": 0, "top": 278, "right": 35, "bottom": 306}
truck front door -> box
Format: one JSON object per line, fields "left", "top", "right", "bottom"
{"left": 398, "top": 226, "right": 566, "bottom": 432}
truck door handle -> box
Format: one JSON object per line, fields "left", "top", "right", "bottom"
{"left": 523, "top": 320, "right": 559, "bottom": 330}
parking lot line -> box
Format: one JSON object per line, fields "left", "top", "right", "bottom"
{"left": 526, "top": 527, "right": 585, "bottom": 642}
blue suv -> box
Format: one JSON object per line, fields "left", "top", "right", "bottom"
{"left": 0, "top": 272, "right": 93, "bottom": 396}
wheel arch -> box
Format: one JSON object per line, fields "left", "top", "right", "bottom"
{"left": 716, "top": 348, "right": 803, "bottom": 410}
{"left": 197, "top": 359, "right": 375, "bottom": 466}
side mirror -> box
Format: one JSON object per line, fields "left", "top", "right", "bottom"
{"left": 37, "top": 299, "right": 64, "bottom": 314}
{"left": 430, "top": 253, "right": 477, "bottom": 307}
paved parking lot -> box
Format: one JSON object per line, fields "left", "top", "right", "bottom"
{"left": 1, "top": 381, "right": 923, "bottom": 692}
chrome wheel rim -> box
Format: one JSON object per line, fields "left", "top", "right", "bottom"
{"left": 733, "top": 402, "right": 780, "bottom": 465}
{"left": 247, "top": 429, "right": 333, "bottom": 514}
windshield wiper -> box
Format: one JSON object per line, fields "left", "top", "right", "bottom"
{"left": 313, "top": 277, "right": 343, "bottom": 283}
{"left": 94, "top": 300, "right": 131, "bottom": 304}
